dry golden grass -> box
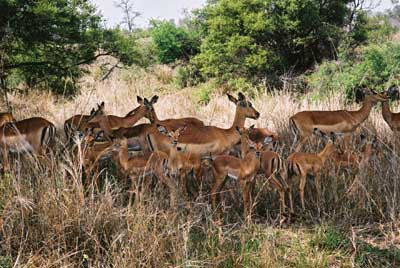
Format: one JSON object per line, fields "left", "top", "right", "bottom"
{"left": 0, "top": 65, "right": 400, "bottom": 267}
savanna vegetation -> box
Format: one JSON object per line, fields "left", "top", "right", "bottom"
{"left": 0, "top": 0, "right": 400, "bottom": 267}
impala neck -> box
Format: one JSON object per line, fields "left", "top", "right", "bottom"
{"left": 349, "top": 98, "right": 375, "bottom": 125}
{"left": 318, "top": 143, "right": 334, "bottom": 163}
{"left": 240, "top": 136, "right": 249, "bottom": 158}
{"left": 118, "top": 142, "right": 130, "bottom": 170}
{"left": 381, "top": 101, "right": 392, "bottom": 123}
{"left": 122, "top": 112, "right": 145, "bottom": 126}
{"left": 230, "top": 106, "right": 247, "bottom": 130}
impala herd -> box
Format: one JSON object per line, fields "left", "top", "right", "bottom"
{"left": 1, "top": 87, "right": 399, "bottom": 221}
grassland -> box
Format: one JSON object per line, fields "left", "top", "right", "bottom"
{"left": 0, "top": 62, "right": 399, "bottom": 267}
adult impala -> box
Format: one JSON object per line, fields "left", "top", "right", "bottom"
{"left": 289, "top": 90, "right": 387, "bottom": 150}
{"left": 142, "top": 92, "right": 260, "bottom": 157}
{"left": 142, "top": 95, "right": 205, "bottom": 129}
{"left": 0, "top": 117, "right": 56, "bottom": 170}
{"left": 64, "top": 102, "right": 105, "bottom": 143}
{"left": 87, "top": 96, "right": 156, "bottom": 137}
{"left": 382, "top": 86, "right": 400, "bottom": 133}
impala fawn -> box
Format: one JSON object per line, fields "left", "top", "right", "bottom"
{"left": 156, "top": 125, "right": 203, "bottom": 201}
{"left": 240, "top": 126, "right": 288, "bottom": 216}
{"left": 211, "top": 126, "right": 263, "bottom": 218}
{"left": 287, "top": 129, "right": 336, "bottom": 212}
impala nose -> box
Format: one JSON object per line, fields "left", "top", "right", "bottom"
{"left": 256, "top": 151, "right": 261, "bottom": 157}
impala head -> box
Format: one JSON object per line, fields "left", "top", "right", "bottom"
{"left": 236, "top": 125, "right": 263, "bottom": 157}
{"left": 136, "top": 95, "right": 159, "bottom": 122}
{"left": 227, "top": 92, "right": 260, "bottom": 120}
{"left": 88, "top": 101, "right": 105, "bottom": 120}
{"left": 157, "top": 124, "right": 187, "bottom": 147}
{"left": 386, "top": 85, "right": 399, "bottom": 101}
{"left": 362, "top": 88, "right": 388, "bottom": 103}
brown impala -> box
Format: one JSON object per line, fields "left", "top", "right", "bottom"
{"left": 289, "top": 90, "right": 387, "bottom": 150}
{"left": 142, "top": 95, "right": 204, "bottom": 129}
{"left": 382, "top": 86, "right": 400, "bottom": 132}
{"left": 0, "top": 117, "right": 56, "bottom": 170}
{"left": 64, "top": 102, "right": 105, "bottom": 143}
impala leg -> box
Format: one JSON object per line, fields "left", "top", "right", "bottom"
{"left": 2, "top": 146, "right": 10, "bottom": 171}
{"left": 239, "top": 179, "right": 251, "bottom": 221}
{"left": 299, "top": 174, "right": 307, "bottom": 210}
{"left": 315, "top": 173, "right": 322, "bottom": 213}
{"left": 211, "top": 176, "right": 225, "bottom": 210}
{"left": 181, "top": 170, "right": 189, "bottom": 202}
{"left": 269, "top": 175, "right": 286, "bottom": 215}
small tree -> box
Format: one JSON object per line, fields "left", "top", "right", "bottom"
{"left": 115, "top": 0, "right": 141, "bottom": 32}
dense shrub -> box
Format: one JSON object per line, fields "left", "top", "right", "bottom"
{"left": 193, "top": 0, "right": 354, "bottom": 84}
{"left": 308, "top": 41, "right": 400, "bottom": 99}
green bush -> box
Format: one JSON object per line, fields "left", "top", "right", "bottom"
{"left": 308, "top": 41, "right": 400, "bottom": 100}
{"left": 193, "top": 0, "right": 355, "bottom": 83}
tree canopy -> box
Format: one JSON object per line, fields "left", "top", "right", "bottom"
{"left": 0, "top": 0, "right": 137, "bottom": 95}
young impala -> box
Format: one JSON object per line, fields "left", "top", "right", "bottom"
{"left": 289, "top": 89, "right": 387, "bottom": 150}
{"left": 64, "top": 102, "right": 105, "bottom": 143}
{"left": 210, "top": 126, "right": 263, "bottom": 219}
{"left": 157, "top": 125, "right": 203, "bottom": 201}
{"left": 240, "top": 126, "right": 287, "bottom": 216}
{"left": 0, "top": 117, "right": 56, "bottom": 170}
{"left": 286, "top": 129, "right": 336, "bottom": 212}
{"left": 112, "top": 136, "right": 180, "bottom": 208}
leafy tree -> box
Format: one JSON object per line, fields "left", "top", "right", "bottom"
{"left": 193, "top": 0, "right": 355, "bottom": 84}
{"left": 151, "top": 20, "right": 200, "bottom": 64}
{"left": 0, "top": 0, "right": 138, "bottom": 96}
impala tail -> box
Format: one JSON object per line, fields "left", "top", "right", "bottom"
{"left": 42, "top": 123, "right": 57, "bottom": 149}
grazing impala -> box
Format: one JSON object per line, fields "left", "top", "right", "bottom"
{"left": 210, "top": 126, "right": 263, "bottom": 218}
{"left": 142, "top": 95, "right": 205, "bottom": 129}
{"left": 157, "top": 125, "right": 203, "bottom": 200}
{"left": 0, "top": 117, "right": 56, "bottom": 170}
{"left": 289, "top": 90, "right": 387, "bottom": 150}
{"left": 64, "top": 102, "right": 105, "bottom": 143}
{"left": 0, "top": 112, "right": 15, "bottom": 127}
{"left": 286, "top": 129, "right": 336, "bottom": 212}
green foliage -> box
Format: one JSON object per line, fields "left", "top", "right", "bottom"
{"left": 0, "top": 256, "right": 12, "bottom": 268}
{"left": 151, "top": 20, "right": 200, "bottom": 64}
{"left": 0, "top": 0, "right": 139, "bottom": 95}
{"left": 308, "top": 41, "right": 400, "bottom": 99}
{"left": 174, "top": 64, "right": 204, "bottom": 88}
{"left": 193, "top": 0, "right": 352, "bottom": 83}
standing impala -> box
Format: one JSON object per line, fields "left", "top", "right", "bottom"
{"left": 210, "top": 126, "right": 263, "bottom": 219}
{"left": 142, "top": 92, "right": 260, "bottom": 158}
{"left": 87, "top": 96, "right": 155, "bottom": 137}
{"left": 289, "top": 90, "right": 387, "bottom": 150}
{"left": 0, "top": 112, "right": 15, "bottom": 127}
{"left": 286, "top": 129, "right": 336, "bottom": 212}
{"left": 381, "top": 86, "right": 400, "bottom": 133}
{"left": 64, "top": 102, "right": 105, "bottom": 143}
{"left": 143, "top": 95, "right": 205, "bottom": 129}
{"left": 157, "top": 125, "right": 203, "bottom": 201}
{"left": 0, "top": 117, "right": 56, "bottom": 170}
{"left": 240, "top": 126, "right": 287, "bottom": 216}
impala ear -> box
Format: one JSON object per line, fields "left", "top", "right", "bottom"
{"left": 144, "top": 98, "right": 150, "bottom": 106}
{"left": 227, "top": 94, "right": 238, "bottom": 104}
{"left": 98, "top": 101, "right": 105, "bottom": 109}
{"left": 238, "top": 92, "right": 245, "bottom": 100}
{"left": 150, "top": 95, "right": 159, "bottom": 104}
{"left": 177, "top": 125, "right": 187, "bottom": 135}
{"left": 263, "top": 136, "right": 273, "bottom": 145}
{"left": 157, "top": 124, "right": 168, "bottom": 135}
{"left": 137, "top": 96, "right": 143, "bottom": 104}
{"left": 90, "top": 108, "right": 95, "bottom": 115}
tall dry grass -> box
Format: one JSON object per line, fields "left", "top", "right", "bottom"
{"left": 0, "top": 64, "right": 399, "bottom": 267}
